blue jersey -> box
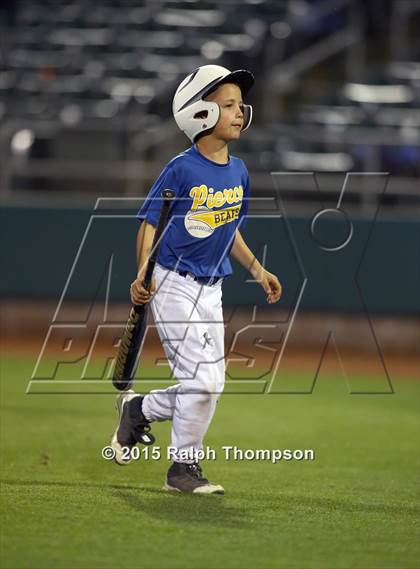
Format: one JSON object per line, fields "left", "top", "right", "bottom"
{"left": 137, "top": 144, "right": 249, "bottom": 278}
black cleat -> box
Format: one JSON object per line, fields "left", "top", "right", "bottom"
{"left": 110, "top": 390, "right": 155, "bottom": 465}
{"left": 163, "top": 462, "right": 224, "bottom": 494}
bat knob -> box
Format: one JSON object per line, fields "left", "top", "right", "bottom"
{"left": 162, "top": 189, "right": 176, "bottom": 199}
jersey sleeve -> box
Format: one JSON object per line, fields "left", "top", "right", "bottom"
{"left": 238, "top": 167, "right": 250, "bottom": 228}
{"left": 136, "top": 163, "right": 179, "bottom": 227}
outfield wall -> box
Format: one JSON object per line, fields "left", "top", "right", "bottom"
{"left": 1, "top": 205, "right": 418, "bottom": 315}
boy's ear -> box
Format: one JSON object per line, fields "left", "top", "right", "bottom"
{"left": 194, "top": 110, "right": 208, "bottom": 119}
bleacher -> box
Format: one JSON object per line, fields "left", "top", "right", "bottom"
{"left": 0, "top": 0, "right": 419, "bottom": 209}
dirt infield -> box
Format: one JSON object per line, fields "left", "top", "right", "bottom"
{"left": 2, "top": 332, "right": 418, "bottom": 381}
{"left": 1, "top": 300, "right": 418, "bottom": 380}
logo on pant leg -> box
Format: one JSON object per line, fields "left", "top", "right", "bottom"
{"left": 202, "top": 331, "right": 214, "bottom": 349}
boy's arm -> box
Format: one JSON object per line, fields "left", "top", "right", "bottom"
{"left": 130, "top": 221, "right": 157, "bottom": 305}
{"left": 230, "top": 229, "right": 282, "bottom": 304}
{"left": 136, "top": 220, "right": 156, "bottom": 271}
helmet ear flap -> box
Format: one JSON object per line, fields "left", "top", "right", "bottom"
{"left": 241, "top": 104, "right": 253, "bottom": 132}
{"left": 176, "top": 100, "right": 220, "bottom": 142}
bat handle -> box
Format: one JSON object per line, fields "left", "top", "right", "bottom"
{"left": 114, "top": 190, "right": 176, "bottom": 389}
{"left": 141, "top": 188, "right": 176, "bottom": 290}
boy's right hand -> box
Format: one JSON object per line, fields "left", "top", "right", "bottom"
{"left": 130, "top": 274, "right": 156, "bottom": 305}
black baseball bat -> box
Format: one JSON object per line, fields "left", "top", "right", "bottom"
{"left": 112, "top": 188, "right": 175, "bottom": 391}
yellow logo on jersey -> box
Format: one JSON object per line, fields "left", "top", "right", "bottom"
{"left": 188, "top": 204, "right": 241, "bottom": 229}
{"left": 184, "top": 183, "right": 244, "bottom": 239}
{"left": 189, "top": 184, "right": 243, "bottom": 211}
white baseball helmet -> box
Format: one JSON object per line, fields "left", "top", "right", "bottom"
{"left": 172, "top": 64, "right": 254, "bottom": 142}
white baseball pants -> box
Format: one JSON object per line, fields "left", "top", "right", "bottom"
{"left": 141, "top": 264, "right": 225, "bottom": 463}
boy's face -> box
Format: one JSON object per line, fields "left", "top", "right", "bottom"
{"left": 204, "top": 83, "right": 245, "bottom": 142}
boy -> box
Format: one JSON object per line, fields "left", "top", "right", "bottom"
{"left": 111, "top": 65, "right": 282, "bottom": 494}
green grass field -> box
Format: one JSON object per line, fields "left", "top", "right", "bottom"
{"left": 1, "top": 356, "right": 419, "bottom": 569}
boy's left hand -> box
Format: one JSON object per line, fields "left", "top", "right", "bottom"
{"left": 254, "top": 268, "right": 282, "bottom": 304}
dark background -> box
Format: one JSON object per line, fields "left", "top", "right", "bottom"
{"left": 0, "top": 0, "right": 419, "bottom": 320}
